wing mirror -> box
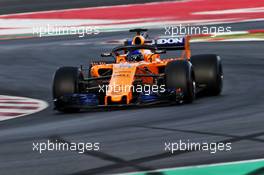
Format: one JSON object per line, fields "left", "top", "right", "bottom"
{"left": 101, "top": 52, "right": 112, "bottom": 57}
{"left": 154, "top": 49, "right": 166, "bottom": 54}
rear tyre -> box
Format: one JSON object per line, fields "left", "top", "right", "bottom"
{"left": 52, "top": 67, "right": 83, "bottom": 112}
{"left": 191, "top": 54, "right": 223, "bottom": 96}
{"left": 165, "top": 60, "right": 195, "bottom": 103}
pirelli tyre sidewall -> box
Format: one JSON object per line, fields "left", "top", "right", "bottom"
{"left": 52, "top": 67, "right": 83, "bottom": 112}
{"left": 165, "top": 60, "right": 195, "bottom": 103}
{"left": 191, "top": 54, "right": 223, "bottom": 96}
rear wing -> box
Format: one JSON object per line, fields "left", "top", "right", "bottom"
{"left": 151, "top": 36, "right": 187, "bottom": 49}
{"left": 124, "top": 36, "right": 191, "bottom": 59}
{"left": 151, "top": 36, "right": 191, "bottom": 59}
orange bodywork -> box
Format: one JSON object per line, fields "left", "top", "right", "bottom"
{"left": 90, "top": 36, "right": 191, "bottom": 105}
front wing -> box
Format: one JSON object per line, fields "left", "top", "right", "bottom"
{"left": 53, "top": 90, "right": 184, "bottom": 110}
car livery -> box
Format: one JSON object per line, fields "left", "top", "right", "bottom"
{"left": 52, "top": 29, "right": 223, "bottom": 112}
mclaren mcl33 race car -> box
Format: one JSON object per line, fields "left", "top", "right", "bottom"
{"left": 52, "top": 29, "right": 223, "bottom": 112}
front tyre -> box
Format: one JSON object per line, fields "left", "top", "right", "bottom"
{"left": 165, "top": 60, "right": 195, "bottom": 103}
{"left": 52, "top": 67, "right": 83, "bottom": 112}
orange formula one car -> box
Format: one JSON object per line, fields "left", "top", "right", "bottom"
{"left": 52, "top": 29, "right": 223, "bottom": 112}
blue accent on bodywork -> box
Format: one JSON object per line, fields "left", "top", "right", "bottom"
{"left": 66, "top": 93, "right": 99, "bottom": 106}
{"left": 126, "top": 39, "right": 132, "bottom": 46}
{"left": 130, "top": 50, "right": 141, "bottom": 54}
{"left": 79, "top": 94, "right": 99, "bottom": 105}
{"left": 127, "top": 50, "right": 142, "bottom": 59}
{"left": 140, "top": 92, "right": 159, "bottom": 103}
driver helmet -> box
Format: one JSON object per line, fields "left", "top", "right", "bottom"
{"left": 127, "top": 50, "right": 144, "bottom": 62}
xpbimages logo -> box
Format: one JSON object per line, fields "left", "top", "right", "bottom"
{"left": 98, "top": 83, "right": 166, "bottom": 95}
{"left": 164, "top": 140, "right": 232, "bottom": 154}
{"left": 32, "top": 25, "right": 100, "bottom": 37}
{"left": 164, "top": 24, "right": 232, "bottom": 37}
{"left": 32, "top": 140, "right": 100, "bottom": 154}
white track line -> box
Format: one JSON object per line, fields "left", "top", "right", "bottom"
{"left": 122, "top": 158, "right": 264, "bottom": 175}
{"left": 0, "top": 95, "right": 48, "bottom": 121}
{"left": 0, "top": 103, "right": 40, "bottom": 107}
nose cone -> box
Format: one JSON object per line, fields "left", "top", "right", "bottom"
{"left": 105, "top": 63, "right": 138, "bottom": 105}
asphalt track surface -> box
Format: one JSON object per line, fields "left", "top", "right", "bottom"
{"left": 0, "top": 26, "right": 264, "bottom": 175}
{"left": 0, "top": 0, "right": 175, "bottom": 15}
